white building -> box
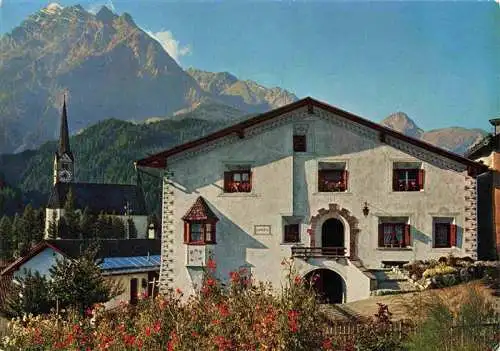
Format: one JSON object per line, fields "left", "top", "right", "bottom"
{"left": 137, "top": 97, "right": 487, "bottom": 303}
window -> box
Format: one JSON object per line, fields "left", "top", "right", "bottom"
{"left": 393, "top": 162, "right": 424, "bottom": 191}
{"left": 433, "top": 218, "right": 457, "bottom": 248}
{"left": 378, "top": 218, "right": 410, "bottom": 248}
{"left": 184, "top": 220, "right": 217, "bottom": 244}
{"left": 293, "top": 135, "right": 306, "bottom": 152}
{"left": 318, "top": 162, "right": 348, "bottom": 192}
{"left": 284, "top": 224, "right": 300, "bottom": 243}
{"left": 224, "top": 170, "right": 252, "bottom": 193}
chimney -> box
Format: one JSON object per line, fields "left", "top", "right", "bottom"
{"left": 489, "top": 118, "right": 500, "bottom": 136}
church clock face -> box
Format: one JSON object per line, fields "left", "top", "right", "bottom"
{"left": 58, "top": 169, "right": 72, "bottom": 182}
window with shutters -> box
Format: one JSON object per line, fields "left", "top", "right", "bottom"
{"left": 392, "top": 162, "right": 424, "bottom": 192}
{"left": 183, "top": 221, "right": 217, "bottom": 244}
{"left": 378, "top": 217, "right": 411, "bottom": 248}
{"left": 223, "top": 167, "right": 252, "bottom": 193}
{"left": 433, "top": 217, "right": 457, "bottom": 248}
{"left": 318, "top": 162, "right": 348, "bottom": 192}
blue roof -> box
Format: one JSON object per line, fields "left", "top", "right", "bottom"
{"left": 99, "top": 255, "right": 161, "bottom": 274}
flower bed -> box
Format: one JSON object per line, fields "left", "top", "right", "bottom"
{"left": 2, "top": 260, "right": 409, "bottom": 351}
{"left": 400, "top": 255, "right": 499, "bottom": 290}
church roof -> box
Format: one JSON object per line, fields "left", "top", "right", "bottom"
{"left": 58, "top": 97, "right": 74, "bottom": 160}
{"left": 47, "top": 182, "right": 147, "bottom": 215}
{"left": 182, "top": 196, "right": 218, "bottom": 221}
{"left": 136, "top": 97, "right": 487, "bottom": 176}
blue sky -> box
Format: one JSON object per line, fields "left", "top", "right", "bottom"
{"left": 0, "top": 0, "right": 498, "bottom": 132}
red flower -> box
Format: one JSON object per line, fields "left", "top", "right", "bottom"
{"left": 145, "top": 326, "right": 151, "bottom": 337}
{"left": 218, "top": 303, "right": 230, "bottom": 317}
{"left": 153, "top": 321, "right": 161, "bottom": 333}
{"left": 175, "top": 287, "right": 183, "bottom": 295}
{"left": 322, "top": 338, "right": 333, "bottom": 350}
{"left": 294, "top": 276, "right": 302, "bottom": 285}
{"left": 207, "top": 258, "right": 217, "bottom": 271}
{"left": 206, "top": 278, "right": 216, "bottom": 287}
{"left": 229, "top": 271, "right": 240, "bottom": 283}
{"left": 288, "top": 310, "right": 300, "bottom": 333}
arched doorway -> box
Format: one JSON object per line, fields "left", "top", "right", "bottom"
{"left": 321, "top": 218, "right": 344, "bottom": 248}
{"left": 304, "top": 269, "right": 344, "bottom": 304}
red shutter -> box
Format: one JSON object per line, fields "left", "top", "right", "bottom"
{"left": 247, "top": 171, "right": 253, "bottom": 192}
{"left": 342, "top": 170, "right": 349, "bottom": 191}
{"left": 392, "top": 170, "right": 398, "bottom": 191}
{"left": 404, "top": 224, "right": 411, "bottom": 247}
{"left": 378, "top": 224, "right": 384, "bottom": 247}
{"left": 318, "top": 171, "right": 324, "bottom": 192}
{"left": 184, "top": 222, "right": 190, "bottom": 243}
{"left": 418, "top": 169, "right": 425, "bottom": 190}
{"left": 450, "top": 224, "right": 457, "bottom": 247}
{"left": 224, "top": 172, "right": 232, "bottom": 192}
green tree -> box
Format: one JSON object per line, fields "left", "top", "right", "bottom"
{"left": 10, "top": 214, "right": 23, "bottom": 257}
{"left": 79, "top": 207, "right": 95, "bottom": 238}
{"left": 49, "top": 248, "right": 122, "bottom": 314}
{"left": 111, "top": 216, "right": 126, "bottom": 239}
{"left": 19, "top": 204, "right": 36, "bottom": 254}
{"left": 47, "top": 211, "right": 58, "bottom": 240}
{"left": 1, "top": 270, "right": 54, "bottom": 318}
{"left": 0, "top": 215, "right": 13, "bottom": 260}
{"left": 63, "top": 189, "right": 80, "bottom": 239}
{"left": 33, "top": 208, "right": 45, "bottom": 244}
{"left": 127, "top": 218, "right": 137, "bottom": 239}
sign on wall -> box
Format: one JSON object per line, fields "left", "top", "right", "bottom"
{"left": 254, "top": 225, "right": 272, "bottom": 236}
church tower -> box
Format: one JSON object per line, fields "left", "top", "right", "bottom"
{"left": 53, "top": 97, "right": 74, "bottom": 185}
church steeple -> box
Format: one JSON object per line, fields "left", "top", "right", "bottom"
{"left": 53, "top": 96, "right": 74, "bottom": 184}
{"left": 58, "top": 96, "right": 71, "bottom": 156}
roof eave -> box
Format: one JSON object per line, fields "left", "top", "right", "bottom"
{"left": 135, "top": 97, "right": 488, "bottom": 176}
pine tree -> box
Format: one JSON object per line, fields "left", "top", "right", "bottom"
{"left": 49, "top": 247, "right": 122, "bottom": 314}
{"left": 63, "top": 189, "right": 80, "bottom": 239}
{"left": 20, "top": 205, "right": 36, "bottom": 254}
{"left": 47, "top": 211, "right": 58, "bottom": 240}
{"left": 0, "top": 216, "right": 13, "bottom": 261}
{"left": 127, "top": 218, "right": 138, "bottom": 239}
{"left": 79, "top": 207, "right": 94, "bottom": 238}
{"left": 33, "top": 209, "right": 45, "bottom": 244}
{"left": 111, "top": 217, "right": 125, "bottom": 239}
{"left": 10, "top": 214, "right": 23, "bottom": 258}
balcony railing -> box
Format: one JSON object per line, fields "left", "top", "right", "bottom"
{"left": 291, "top": 247, "right": 346, "bottom": 259}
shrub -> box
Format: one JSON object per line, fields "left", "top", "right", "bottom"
{"left": 422, "top": 263, "right": 456, "bottom": 279}
{"left": 405, "top": 284, "right": 499, "bottom": 351}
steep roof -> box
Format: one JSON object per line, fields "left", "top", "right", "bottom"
{"left": 47, "top": 182, "right": 147, "bottom": 215}
{"left": 1, "top": 239, "right": 161, "bottom": 276}
{"left": 182, "top": 196, "right": 219, "bottom": 221}
{"left": 58, "top": 97, "right": 74, "bottom": 160}
{"left": 136, "top": 97, "right": 487, "bottom": 176}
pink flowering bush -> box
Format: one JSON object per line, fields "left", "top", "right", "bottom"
{"left": 2, "top": 259, "right": 365, "bottom": 350}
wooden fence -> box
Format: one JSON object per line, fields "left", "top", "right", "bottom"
{"left": 325, "top": 319, "right": 500, "bottom": 346}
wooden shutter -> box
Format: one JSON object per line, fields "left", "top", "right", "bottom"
{"left": 404, "top": 224, "right": 411, "bottom": 247}
{"left": 450, "top": 224, "right": 457, "bottom": 247}
{"left": 184, "top": 221, "right": 190, "bottom": 243}
{"left": 392, "top": 170, "right": 398, "bottom": 191}
{"left": 224, "top": 172, "right": 232, "bottom": 192}
{"left": 342, "top": 170, "right": 349, "bottom": 191}
{"left": 318, "top": 170, "right": 324, "bottom": 192}
{"left": 418, "top": 169, "right": 425, "bottom": 190}
{"left": 378, "top": 224, "right": 384, "bottom": 247}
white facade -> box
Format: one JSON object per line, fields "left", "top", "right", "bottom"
{"left": 157, "top": 104, "right": 479, "bottom": 302}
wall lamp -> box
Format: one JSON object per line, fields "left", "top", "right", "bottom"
{"left": 362, "top": 202, "right": 370, "bottom": 217}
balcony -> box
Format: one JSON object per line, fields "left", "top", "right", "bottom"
{"left": 291, "top": 247, "right": 346, "bottom": 259}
